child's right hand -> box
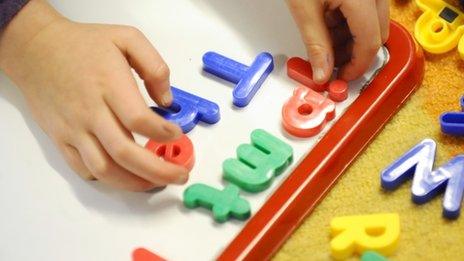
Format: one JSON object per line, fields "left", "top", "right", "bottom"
{"left": 286, "top": 0, "right": 390, "bottom": 84}
{"left": 0, "top": 0, "right": 189, "bottom": 191}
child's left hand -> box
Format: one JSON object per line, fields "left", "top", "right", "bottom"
{"left": 0, "top": 0, "right": 189, "bottom": 191}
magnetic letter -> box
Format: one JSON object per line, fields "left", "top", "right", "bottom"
{"left": 183, "top": 183, "right": 251, "bottom": 223}
{"left": 145, "top": 134, "right": 195, "bottom": 171}
{"left": 223, "top": 129, "right": 293, "bottom": 192}
{"left": 440, "top": 95, "right": 464, "bottom": 136}
{"left": 152, "top": 87, "right": 220, "bottom": 133}
{"left": 330, "top": 213, "right": 400, "bottom": 260}
{"left": 203, "top": 51, "right": 274, "bottom": 107}
{"left": 132, "top": 248, "right": 166, "bottom": 261}
{"left": 282, "top": 86, "right": 335, "bottom": 137}
{"left": 381, "top": 139, "right": 464, "bottom": 219}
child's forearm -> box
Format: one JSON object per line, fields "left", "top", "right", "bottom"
{"left": 0, "top": 0, "right": 63, "bottom": 71}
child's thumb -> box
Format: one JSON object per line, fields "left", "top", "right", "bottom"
{"left": 305, "top": 41, "right": 331, "bottom": 85}
{"left": 288, "top": 0, "right": 334, "bottom": 84}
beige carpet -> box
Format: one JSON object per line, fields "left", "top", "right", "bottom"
{"left": 274, "top": 0, "right": 464, "bottom": 260}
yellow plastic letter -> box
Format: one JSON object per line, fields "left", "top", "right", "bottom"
{"left": 330, "top": 213, "right": 400, "bottom": 260}
{"left": 415, "top": 0, "right": 464, "bottom": 54}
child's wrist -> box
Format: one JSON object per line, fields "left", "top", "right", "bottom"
{"left": 0, "top": 0, "right": 64, "bottom": 70}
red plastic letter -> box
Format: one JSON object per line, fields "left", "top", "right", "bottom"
{"left": 282, "top": 86, "right": 336, "bottom": 137}
{"left": 132, "top": 248, "right": 166, "bottom": 261}
{"left": 328, "top": 80, "right": 348, "bottom": 102}
{"left": 287, "top": 57, "right": 328, "bottom": 92}
{"left": 145, "top": 134, "right": 195, "bottom": 171}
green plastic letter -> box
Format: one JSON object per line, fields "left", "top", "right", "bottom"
{"left": 183, "top": 183, "right": 251, "bottom": 223}
{"left": 223, "top": 129, "right": 293, "bottom": 192}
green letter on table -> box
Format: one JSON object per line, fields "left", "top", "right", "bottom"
{"left": 223, "top": 129, "right": 293, "bottom": 193}
{"left": 183, "top": 183, "right": 251, "bottom": 223}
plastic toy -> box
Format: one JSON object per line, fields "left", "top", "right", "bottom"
{"left": 328, "top": 80, "right": 348, "bottom": 102}
{"left": 145, "top": 134, "right": 195, "bottom": 171}
{"left": 361, "top": 251, "right": 388, "bottom": 261}
{"left": 202, "top": 51, "right": 274, "bottom": 107}
{"left": 183, "top": 183, "right": 251, "bottom": 223}
{"left": 287, "top": 57, "right": 328, "bottom": 92}
{"left": 381, "top": 139, "right": 464, "bottom": 219}
{"left": 151, "top": 87, "right": 220, "bottom": 133}
{"left": 330, "top": 213, "right": 400, "bottom": 260}
{"left": 414, "top": 0, "right": 464, "bottom": 58}
{"left": 132, "top": 248, "right": 166, "bottom": 261}
{"left": 440, "top": 95, "right": 464, "bottom": 136}
{"left": 281, "top": 86, "right": 336, "bottom": 137}
{"left": 223, "top": 129, "right": 293, "bottom": 192}
{"left": 286, "top": 57, "right": 348, "bottom": 101}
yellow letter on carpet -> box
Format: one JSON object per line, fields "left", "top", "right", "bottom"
{"left": 330, "top": 213, "right": 400, "bottom": 260}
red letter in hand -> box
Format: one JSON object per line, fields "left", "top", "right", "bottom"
{"left": 145, "top": 134, "right": 195, "bottom": 171}
{"left": 287, "top": 57, "right": 348, "bottom": 102}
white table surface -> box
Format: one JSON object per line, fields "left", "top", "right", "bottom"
{"left": 0, "top": 1, "right": 388, "bottom": 260}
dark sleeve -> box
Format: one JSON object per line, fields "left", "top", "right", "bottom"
{"left": 0, "top": 0, "right": 30, "bottom": 30}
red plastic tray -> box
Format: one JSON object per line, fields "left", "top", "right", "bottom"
{"left": 218, "top": 21, "right": 425, "bottom": 261}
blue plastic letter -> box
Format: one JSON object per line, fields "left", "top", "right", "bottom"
{"left": 440, "top": 95, "right": 464, "bottom": 136}
{"left": 152, "top": 87, "right": 220, "bottom": 133}
{"left": 381, "top": 139, "right": 464, "bottom": 219}
{"left": 202, "top": 51, "right": 274, "bottom": 107}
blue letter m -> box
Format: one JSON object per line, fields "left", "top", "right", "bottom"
{"left": 381, "top": 139, "right": 464, "bottom": 219}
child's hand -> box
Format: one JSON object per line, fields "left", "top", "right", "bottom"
{"left": 0, "top": 0, "right": 189, "bottom": 191}
{"left": 286, "top": 0, "right": 389, "bottom": 84}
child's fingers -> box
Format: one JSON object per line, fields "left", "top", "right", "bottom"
{"left": 91, "top": 108, "right": 189, "bottom": 185}
{"left": 330, "top": 25, "right": 351, "bottom": 48}
{"left": 60, "top": 143, "right": 95, "bottom": 180}
{"left": 111, "top": 26, "right": 172, "bottom": 107}
{"left": 103, "top": 66, "right": 182, "bottom": 142}
{"left": 286, "top": 0, "right": 334, "bottom": 84}
{"left": 338, "top": 0, "right": 382, "bottom": 81}
{"left": 334, "top": 42, "right": 353, "bottom": 68}
{"left": 377, "top": 0, "right": 390, "bottom": 43}
{"left": 324, "top": 9, "right": 344, "bottom": 28}
{"left": 76, "top": 134, "right": 159, "bottom": 191}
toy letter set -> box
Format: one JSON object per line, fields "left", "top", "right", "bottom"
{"left": 138, "top": 47, "right": 389, "bottom": 260}
{"left": 0, "top": 1, "right": 425, "bottom": 261}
